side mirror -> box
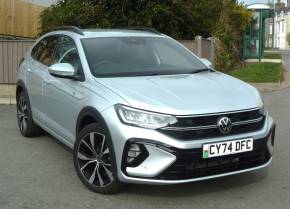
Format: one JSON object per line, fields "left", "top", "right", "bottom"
{"left": 200, "top": 58, "right": 213, "bottom": 68}
{"left": 48, "top": 63, "right": 77, "bottom": 79}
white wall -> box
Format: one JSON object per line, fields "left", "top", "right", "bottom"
{"left": 274, "top": 11, "right": 290, "bottom": 49}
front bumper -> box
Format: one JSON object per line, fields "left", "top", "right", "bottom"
{"left": 102, "top": 107, "right": 275, "bottom": 185}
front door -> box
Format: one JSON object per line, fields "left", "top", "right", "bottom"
{"left": 43, "top": 35, "right": 85, "bottom": 143}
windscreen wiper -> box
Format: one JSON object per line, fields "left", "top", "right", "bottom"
{"left": 190, "top": 68, "right": 212, "bottom": 74}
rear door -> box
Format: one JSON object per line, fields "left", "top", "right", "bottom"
{"left": 26, "top": 35, "right": 58, "bottom": 122}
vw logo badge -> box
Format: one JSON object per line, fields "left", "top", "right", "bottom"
{"left": 217, "top": 117, "right": 232, "bottom": 134}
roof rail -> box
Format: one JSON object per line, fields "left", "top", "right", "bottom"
{"left": 124, "top": 26, "right": 161, "bottom": 35}
{"left": 52, "top": 26, "right": 84, "bottom": 35}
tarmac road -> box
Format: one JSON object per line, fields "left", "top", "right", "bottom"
{"left": 0, "top": 88, "right": 290, "bottom": 209}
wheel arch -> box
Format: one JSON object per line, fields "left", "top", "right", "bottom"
{"left": 76, "top": 106, "right": 109, "bottom": 137}
{"left": 16, "top": 80, "right": 28, "bottom": 97}
{"left": 74, "top": 107, "right": 123, "bottom": 193}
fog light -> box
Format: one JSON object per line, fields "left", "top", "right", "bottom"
{"left": 125, "top": 143, "right": 149, "bottom": 166}
{"left": 127, "top": 144, "right": 141, "bottom": 163}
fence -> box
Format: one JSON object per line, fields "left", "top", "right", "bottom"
{"left": 0, "top": 40, "right": 34, "bottom": 84}
{"left": 0, "top": 0, "right": 45, "bottom": 38}
{"left": 0, "top": 36, "right": 216, "bottom": 84}
{"left": 179, "top": 36, "right": 216, "bottom": 66}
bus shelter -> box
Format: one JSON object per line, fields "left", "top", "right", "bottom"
{"left": 243, "top": 4, "right": 273, "bottom": 61}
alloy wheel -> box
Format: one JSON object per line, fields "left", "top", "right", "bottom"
{"left": 17, "top": 96, "right": 28, "bottom": 133}
{"left": 76, "top": 132, "right": 114, "bottom": 187}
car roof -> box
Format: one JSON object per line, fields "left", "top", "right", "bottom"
{"left": 48, "top": 26, "right": 166, "bottom": 39}
{"left": 81, "top": 29, "right": 164, "bottom": 38}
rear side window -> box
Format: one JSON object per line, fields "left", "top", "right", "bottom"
{"left": 31, "top": 36, "right": 58, "bottom": 66}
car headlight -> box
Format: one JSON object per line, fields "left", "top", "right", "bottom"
{"left": 115, "top": 104, "right": 178, "bottom": 129}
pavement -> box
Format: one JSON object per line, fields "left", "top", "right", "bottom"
{"left": 248, "top": 50, "right": 290, "bottom": 92}
{"left": 0, "top": 85, "right": 16, "bottom": 105}
{"left": 0, "top": 88, "right": 290, "bottom": 209}
{"left": 245, "top": 58, "right": 282, "bottom": 63}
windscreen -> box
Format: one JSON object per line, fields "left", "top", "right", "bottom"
{"left": 81, "top": 36, "right": 206, "bottom": 77}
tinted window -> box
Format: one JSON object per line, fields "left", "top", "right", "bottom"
{"left": 31, "top": 40, "right": 46, "bottom": 60}
{"left": 54, "top": 36, "right": 83, "bottom": 75}
{"left": 81, "top": 37, "right": 206, "bottom": 77}
{"left": 31, "top": 36, "right": 58, "bottom": 66}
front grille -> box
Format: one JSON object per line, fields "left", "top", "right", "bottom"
{"left": 157, "top": 137, "right": 271, "bottom": 180}
{"left": 159, "top": 108, "right": 265, "bottom": 140}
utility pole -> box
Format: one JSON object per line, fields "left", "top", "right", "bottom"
{"left": 272, "top": 0, "right": 276, "bottom": 49}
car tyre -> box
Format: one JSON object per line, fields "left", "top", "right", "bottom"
{"left": 16, "top": 91, "right": 43, "bottom": 137}
{"left": 73, "top": 123, "right": 124, "bottom": 194}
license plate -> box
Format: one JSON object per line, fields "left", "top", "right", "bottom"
{"left": 202, "top": 138, "right": 253, "bottom": 159}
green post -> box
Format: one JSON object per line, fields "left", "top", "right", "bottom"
{"left": 259, "top": 9, "right": 263, "bottom": 63}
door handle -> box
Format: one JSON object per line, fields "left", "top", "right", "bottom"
{"left": 44, "top": 79, "right": 51, "bottom": 85}
{"left": 27, "top": 68, "right": 32, "bottom": 73}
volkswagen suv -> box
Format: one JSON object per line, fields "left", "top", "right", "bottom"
{"left": 16, "top": 26, "right": 276, "bottom": 194}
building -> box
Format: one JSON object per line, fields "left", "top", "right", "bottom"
{"left": 274, "top": 7, "right": 290, "bottom": 49}
{"left": 268, "top": 0, "right": 290, "bottom": 49}
{"left": 265, "top": 16, "right": 274, "bottom": 48}
{"left": 264, "top": 0, "right": 290, "bottom": 49}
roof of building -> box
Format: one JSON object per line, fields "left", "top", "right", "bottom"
{"left": 247, "top": 3, "right": 271, "bottom": 10}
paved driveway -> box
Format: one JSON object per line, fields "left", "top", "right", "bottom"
{"left": 0, "top": 88, "right": 290, "bottom": 209}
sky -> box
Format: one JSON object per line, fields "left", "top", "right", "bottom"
{"left": 240, "top": 0, "right": 287, "bottom": 5}
{"left": 21, "top": 0, "right": 58, "bottom": 7}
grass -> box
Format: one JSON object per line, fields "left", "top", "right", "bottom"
{"left": 264, "top": 52, "right": 282, "bottom": 59}
{"left": 229, "top": 63, "right": 284, "bottom": 83}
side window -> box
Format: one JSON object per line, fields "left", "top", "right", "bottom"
{"left": 38, "top": 36, "right": 58, "bottom": 66}
{"left": 31, "top": 40, "right": 45, "bottom": 61}
{"left": 31, "top": 36, "right": 58, "bottom": 66}
{"left": 54, "top": 36, "right": 83, "bottom": 75}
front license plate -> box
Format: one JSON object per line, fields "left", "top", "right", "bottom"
{"left": 202, "top": 138, "right": 253, "bottom": 159}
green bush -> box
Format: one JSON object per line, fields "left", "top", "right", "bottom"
{"left": 40, "top": 0, "right": 223, "bottom": 39}
{"left": 214, "top": 0, "right": 251, "bottom": 72}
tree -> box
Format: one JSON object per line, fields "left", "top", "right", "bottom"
{"left": 214, "top": 0, "right": 251, "bottom": 71}
{"left": 40, "top": 0, "right": 223, "bottom": 39}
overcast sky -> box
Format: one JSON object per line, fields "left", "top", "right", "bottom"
{"left": 21, "top": 0, "right": 58, "bottom": 7}
{"left": 239, "top": 0, "right": 287, "bottom": 5}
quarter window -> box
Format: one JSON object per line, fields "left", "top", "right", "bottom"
{"left": 31, "top": 41, "right": 45, "bottom": 60}
{"left": 31, "top": 36, "right": 58, "bottom": 66}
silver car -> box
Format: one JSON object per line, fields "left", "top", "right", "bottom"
{"left": 16, "top": 26, "right": 276, "bottom": 194}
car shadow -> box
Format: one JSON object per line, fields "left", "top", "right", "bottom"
{"left": 124, "top": 169, "right": 269, "bottom": 197}
{"left": 43, "top": 132, "right": 269, "bottom": 198}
